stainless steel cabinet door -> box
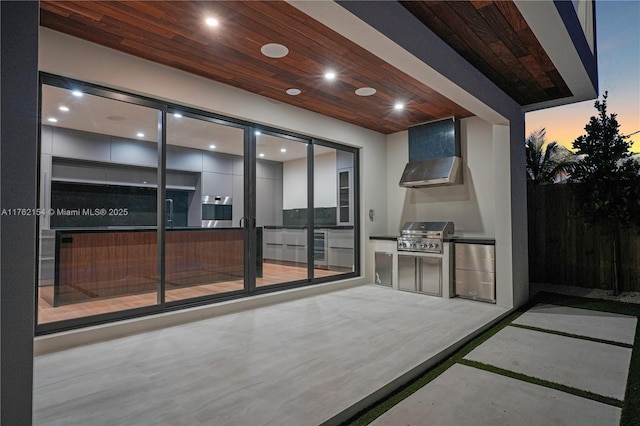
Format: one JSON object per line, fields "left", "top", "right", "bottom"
{"left": 398, "top": 255, "right": 417, "bottom": 292}
{"left": 420, "top": 256, "right": 442, "bottom": 296}
{"left": 454, "top": 269, "right": 496, "bottom": 302}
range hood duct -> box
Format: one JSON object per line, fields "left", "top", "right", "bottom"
{"left": 399, "top": 117, "right": 463, "bottom": 188}
{"left": 399, "top": 156, "right": 462, "bottom": 188}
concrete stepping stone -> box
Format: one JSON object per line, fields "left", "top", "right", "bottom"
{"left": 370, "top": 364, "right": 621, "bottom": 426}
{"left": 513, "top": 303, "right": 637, "bottom": 345}
{"left": 464, "top": 326, "right": 632, "bottom": 400}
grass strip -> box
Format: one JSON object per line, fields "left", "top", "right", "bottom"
{"left": 508, "top": 323, "right": 634, "bottom": 349}
{"left": 458, "top": 358, "right": 623, "bottom": 408}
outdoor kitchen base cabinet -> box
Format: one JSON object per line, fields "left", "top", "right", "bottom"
{"left": 454, "top": 243, "right": 496, "bottom": 303}
{"left": 398, "top": 255, "right": 441, "bottom": 296}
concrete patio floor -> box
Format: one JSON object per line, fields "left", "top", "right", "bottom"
{"left": 33, "top": 285, "right": 509, "bottom": 426}
{"left": 372, "top": 303, "right": 638, "bottom": 426}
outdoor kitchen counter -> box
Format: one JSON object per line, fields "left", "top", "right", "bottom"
{"left": 445, "top": 236, "right": 496, "bottom": 245}
{"left": 369, "top": 235, "right": 399, "bottom": 241}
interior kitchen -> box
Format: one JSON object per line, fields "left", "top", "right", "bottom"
{"left": 37, "top": 81, "right": 356, "bottom": 326}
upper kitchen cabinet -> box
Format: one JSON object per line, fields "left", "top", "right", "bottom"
{"left": 337, "top": 151, "right": 355, "bottom": 226}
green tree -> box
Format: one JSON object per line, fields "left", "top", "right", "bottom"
{"left": 570, "top": 92, "right": 640, "bottom": 295}
{"left": 525, "top": 128, "right": 575, "bottom": 184}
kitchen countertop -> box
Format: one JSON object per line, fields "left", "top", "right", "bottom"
{"left": 370, "top": 235, "right": 495, "bottom": 245}
{"left": 52, "top": 226, "right": 244, "bottom": 233}
{"left": 369, "top": 235, "right": 398, "bottom": 241}
{"left": 445, "top": 236, "right": 495, "bottom": 245}
{"left": 264, "top": 225, "right": 354, "bottom": 230}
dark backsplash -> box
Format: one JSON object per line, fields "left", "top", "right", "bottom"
{"left": 283, "top": 207, "right": 336, "bottom": 226}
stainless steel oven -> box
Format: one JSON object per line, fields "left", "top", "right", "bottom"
{"left": 202, "top": 195, "right": 232, "bottom": 228}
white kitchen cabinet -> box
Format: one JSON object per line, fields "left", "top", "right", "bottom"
{"left": 337, "top": 168, "right": 353, "bottom": 225}
{"left": 263, "top": 228, "right": 308, "bottom": 264}
{"left": 327, "top": 228, "right": 354, "bottom": 269}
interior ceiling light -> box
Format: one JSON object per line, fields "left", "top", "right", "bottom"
{"left": 205, "top": 17, "right": 219, "bottom": 27}
{"left": 261, "top": 43, "right": 289, "bottom": 59}
{"left": 259, "top": 153, "right": 265, "bottom": 157}
{"left": 47, "top": 117, "right": 58, "bottom": 123}
{"left": 136, "top": 132, "right": 145, "bottom": 138}
{"left": 286, "top": 88, "right": 301, "bottom": 96}
{"left": 71, "top": 90, "right": 83, "bottom": 97}
{"left": 280, "top": 148, "right": 287, "bottom": 153}
{"left": 324, "top": 71, "right": 336, "bottom": 80}
{"left": 394, "top": 102, "right": 405, "bottom": 111}
{"left": 58, "top": 106, "right": 69, "bottom": 112}
{"left": 355, "top": 87, "right": 376, "bottom": 97}
{"left": 209, "top": 144, "right": 216, "bottom": 149}
{"left": 173, "top": 113, "right": 182, "bottom": 118}
{"left": 255, "top": 130, "right": 261, "bottom": 135}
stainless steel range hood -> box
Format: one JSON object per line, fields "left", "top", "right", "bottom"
{"left": 399, "top": 156, "right": 462, "bottom": 188}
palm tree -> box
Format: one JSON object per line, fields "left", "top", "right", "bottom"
{"left": 525, "top": 128, "right": 576, "bottom": 184}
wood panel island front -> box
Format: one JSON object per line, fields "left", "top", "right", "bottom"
{"left": 47, "top": 227, "right": 256, "bottom": 307}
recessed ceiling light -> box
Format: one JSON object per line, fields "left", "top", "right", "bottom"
{"left": 286, "top": 88, "right": 301, "bottom": 96}
{"left": 259, "top": 153, "right": 265, "bottom": 157}
{"left": 261, "top": 43, "right": 289, "bottom": 58}
{"left": 173, "top": 113, "right": 182, "bottom": 118}
{"left": 137, "top": 132, "right": 145, "bottom": 138}
{"left": 58, "top": 106, "right": 69, "bottom": 112}
{"left": 394, "top": 102, "right": 405, "bottom": 111}
{"left": 324, "top": 71, "right": 336, "bottom": 80}
{"left": 72, "top": 90, "right": 83, "bottom": 97}
{"left": 355, "top": 87, "right": 376, "bottom": 97}
{"left": 255, "top": 130, "right": 261, "bottom": 136}
{"left": 47, "top": 117, "right": 58, "bottom": 123}
{"left": 209, "top": 144, "right": 216, "bottom": 149}
{"left": 205, "top": 17, "right": 219, "bottom": 27}
{"left": 280, "top": 148, "right": 287, "bottom": 153}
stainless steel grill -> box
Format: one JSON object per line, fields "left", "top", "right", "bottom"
{"left": 397, "top": 221, "right": 454, "bottom": 254}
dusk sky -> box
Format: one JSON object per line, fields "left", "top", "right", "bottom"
{"left": 526, "top": 0, "right": 640, "bottom": 154}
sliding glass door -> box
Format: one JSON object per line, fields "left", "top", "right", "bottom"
{"left": 36, "top": 74, "right": 359, "bottom": 333}
{"left": 38, "top": 81, "right": 163, "bottom": 326}
{"left": 163, "top": 112, "right": 247, "bottom": 303}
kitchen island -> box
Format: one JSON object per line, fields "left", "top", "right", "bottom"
{"left": 48, "top": 227, "right": 262, "bottom": 307}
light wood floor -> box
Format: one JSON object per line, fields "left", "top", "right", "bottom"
{"left": 37, "top": 263, "right": 343, "bottom": 324}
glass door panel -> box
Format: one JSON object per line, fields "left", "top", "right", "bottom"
{"left": 164, "top": 113, "right": 246, "bottom": 302}
{"left": 314, "top": 146, "right": 355, "bottom": 277}
{"left": 37, "top": 84, "right": 161, "bottom": 325}
{"left": 256, "top": 132, "right": 309, "bottom": 287}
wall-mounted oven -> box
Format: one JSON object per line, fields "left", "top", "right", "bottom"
{"left": 202, "top": 195, "right": 232, "bottom": 228}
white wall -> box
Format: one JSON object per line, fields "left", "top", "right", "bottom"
{"left": 314, "top": 152, "right": 337, "bottom": 207}
{"left": 282, "top": 152, "right": 337, "bottom": 209}
{"left": 283, "top": 158, "right": 307, "bottom": 210}
{"left": 385, "top": 117, "right": 496, "bottom": 237}
{"left": 39, "top": 28, "right": 388, "bottom": 283}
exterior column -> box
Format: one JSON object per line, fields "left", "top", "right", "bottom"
{"left": 1, "top": 1, "right": 39, "bottom": 423}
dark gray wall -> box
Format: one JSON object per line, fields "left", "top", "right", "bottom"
{"left": 1, "top": 1, "right": 38, "bottom": 424}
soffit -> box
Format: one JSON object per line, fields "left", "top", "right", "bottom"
{"left": 399, "top": 1, "right": 573, "bottom": 105}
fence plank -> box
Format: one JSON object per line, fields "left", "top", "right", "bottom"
{"left": 527, "top": 183, "right": 639, "bottom": 292}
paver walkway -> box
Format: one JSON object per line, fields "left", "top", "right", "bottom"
{"left": 372, "top": 303, "right": 638, "bottom": 426}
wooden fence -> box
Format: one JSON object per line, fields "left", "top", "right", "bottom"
{"left": 527, "top": 183, "right": 640, "bottom": 292}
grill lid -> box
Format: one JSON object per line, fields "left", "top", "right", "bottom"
{"left": 400, "top": 221, "right": 455, "bottom": 236}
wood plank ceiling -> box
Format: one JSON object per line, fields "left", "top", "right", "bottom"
{"left": 400, "top": 1, "right": 572, "bottom": 105}
{"left": 39, "top": 1, "right": 569, "bottom": 134}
